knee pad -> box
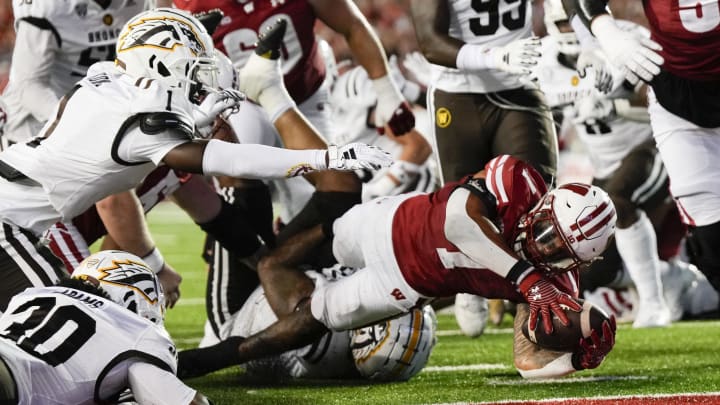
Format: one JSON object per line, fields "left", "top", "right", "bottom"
{"left": 687, "top": 221, "right": 720, "bottom": 294}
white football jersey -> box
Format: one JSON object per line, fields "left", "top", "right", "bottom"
{"left": 431, "top": 0, "right": 533, "bottom": 93}
{"left": 0, "top": 286, "right": 177, "bottom": 405}
{"left": 224, "top": 282, "right": 357, "bottom": 380}
{"left": 0, "top": 62, "right": 194, "bottom": 234}
{"left": 534, "top": 38, "right": 653, "bottom": 179}
{"left": 3, "top": 0, "right": 146, "bottom": 143}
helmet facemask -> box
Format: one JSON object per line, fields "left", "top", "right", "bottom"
{"left": 516, "top": 194, "right": 588, "bottom": 275}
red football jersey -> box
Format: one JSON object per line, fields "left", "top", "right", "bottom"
{"left": 644, "top": 0, "right": 720, "bottom": 80}
{"left": 174, "top": 0, "right": 326, "bottom": 103}
{"left": 391, "top": 157, "right": 577, "bottom": 300}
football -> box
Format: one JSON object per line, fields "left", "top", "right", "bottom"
{"left": 521, "top": 299, "right": 610, "bottom": 351}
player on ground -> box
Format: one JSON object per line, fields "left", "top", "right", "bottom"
{"left": 0, "top": 10, "right": 391, "bottom": 311}
{"left": 177, "top": 155, "right": 618, "bottom": 379}
{"left": 409, "top": 0, "right": 568, "bottom": 335}
{"left": 195, "top": 267, "right": 436, "bottom": 382}
{"left": 567, "top": 0, "right": 720, "bottom": 304}
{"left": 538, "top": 1, "right": 676, "bottom": 327}
{"left": 0, "top": 250, "right": 212, "bottom": 405}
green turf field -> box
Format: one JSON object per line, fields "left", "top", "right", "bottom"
{"left": 147, "top": 203, "right": 720, "bottom": 405}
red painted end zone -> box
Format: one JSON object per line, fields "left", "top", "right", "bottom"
{"left": 478, "top": 393, "right": 720, "bottom": 404}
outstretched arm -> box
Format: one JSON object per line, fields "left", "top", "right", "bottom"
{"left": 127, "top": 362, "right": 212, "bottom": 405}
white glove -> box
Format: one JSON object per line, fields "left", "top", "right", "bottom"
{"left": 238, "top": 53, "right": 296, "bottom": 122}
{"left": 572, "top": 93, "right": 615, "bottom": 124}
{"left": 402, "top": 51, "right": 434, "bottom": 88}
{"left": 193, "top": 89, "right": 245, "bottom": 137}
{"left": 371, "top": 74, "right": 415, "bottom": 135}
{"left": 326, "top": 143, "right": 394, "bottom": 171}
{"left": 576, "top": 48, "right": 614, "bottom": 94}
{"left": 389, "top": 55, "right": 422, "bottom": 103}
{"left": 591, "top": 15, "right": 664, "bottom": 84}
{"left": 456, "top": 37, "right": 541, "bottom": 75}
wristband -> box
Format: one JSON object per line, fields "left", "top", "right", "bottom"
{"left": 456, "top": 43, "right": 495, "bottom": 71}
{"left": 142, "top": 247, "right": 165, "bottom": 274}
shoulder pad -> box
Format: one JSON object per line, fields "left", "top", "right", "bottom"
{"left": 129, "top": 80, "right": 196, "bottom": 120}
{"left": 459, "top": 177, "right": 498, "bottom": 219}
{"left": 139, "top": 112, "right": 195, "bottom": 139}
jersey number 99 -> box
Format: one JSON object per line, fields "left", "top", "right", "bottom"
{"left": 470, "top": 0, "right": 528, "bottom": 36}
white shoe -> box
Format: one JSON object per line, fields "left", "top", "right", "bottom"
{"left": 632, "top": 298, "right": 671, "bottom": 328}
{"left": 454, "top": 293, "right": 489, "bottom": 337}
{"left": 660, "top": 259, "right": 694, "bottom": 322}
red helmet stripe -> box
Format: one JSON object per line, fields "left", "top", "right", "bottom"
{"left": 561, "top": 183, "right": 591, "bottom": 196}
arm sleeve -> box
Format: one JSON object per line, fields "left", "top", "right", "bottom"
{"left": 443, "top": 189, "right": 524, "bottom": 278}
{"left": 128, "top": 362, "right": 197, "bottom": 405}
{"left": 201, "top": 139, "right": 327, "bottom": 179}
{"left": 9, "top": 20, "right": 61, "bottom": 122}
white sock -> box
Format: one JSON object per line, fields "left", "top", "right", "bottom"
{"left": 614, "top": 211, "right": 664, "bottom": 304}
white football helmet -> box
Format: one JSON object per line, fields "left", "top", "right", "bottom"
{"left": 215, "top": 50, "right": 239, "bottom": 91}
{"left": 350, "top": 306, "right": 437, "bottom": 381}
{"left": 73, "top": 250, "right": 165, "bottom": 325}
{"left": 543, "top": 0, "right": 581, "bottom": 56}
{"left": 517, "top": 183, "right": 617, "bottom": 275}
{"left": 116, "top": 8, "right": 217, "bottom": 101}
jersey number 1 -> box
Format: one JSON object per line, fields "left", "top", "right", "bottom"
{"left": 470, "top": 0, "right": 528, "bottom": 36}
{"left": 0, "top": 297, "right": 96, "bottom": 366}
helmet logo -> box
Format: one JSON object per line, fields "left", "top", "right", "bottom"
{"left": 97, "top": 259, "right": 160, "bottom": 305}
{"left": 570, "top": 201, "right": 615, "bottom": 241}
{"left": 118, "top": 17, "right": 206, "bottom": 56}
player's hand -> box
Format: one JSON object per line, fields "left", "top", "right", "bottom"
{"left": 491, "top": 36, "right": 541, "bottom": 76}
{"left": 372, "top": 74, "right": 415, "bottom": 136}
{"left": 572, "top": 93, "right": 615, "bottom": 124}
{"left": 157, "top": 263, "right": 182, "bottom": 309}
{"left": 194, "top": 89, "right": 245, "bottom": 136}
{"left": 591, "top": 15, "right": 664, "bottom": 84}
{"left": 576, "top": 48, "right": 614, "bottom": 94}
{"left": 402, "top": 51, "right": 434, "bottom": 88}
{"left": 327, "top": 143, "right": 393, "bottom": 171}
{"left": 572, "top": 316, "right": 616, "bottom": 370}
{"left": 517, "top": 271, "right": 582, "bottom": 334}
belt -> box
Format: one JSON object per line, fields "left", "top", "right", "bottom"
{"left": 0, "top": 353, "right": 18, "bottom": 405}
{"left": 0, "top": 160, "right": 40, "bottom": 187}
